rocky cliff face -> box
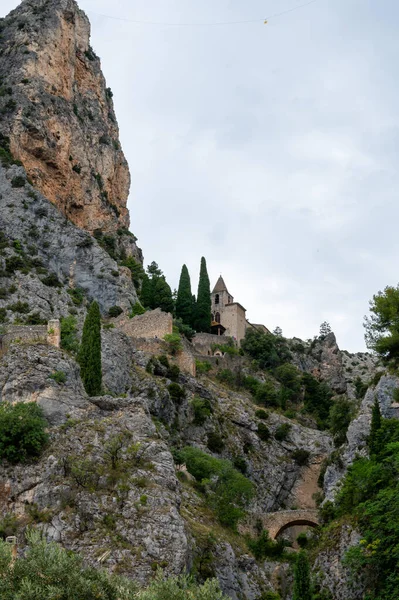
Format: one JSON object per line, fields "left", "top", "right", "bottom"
{"left": 0, "top": 0, "right": 131, "bottom": 238}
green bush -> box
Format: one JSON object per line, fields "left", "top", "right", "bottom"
{"left": 196, "top": 359, "right": 212, "bottom": 375}
{"left": 192, "top": 397, "right": 213, "bottom": 425}
{"left": 0, "top": 530, "right": 138, "bottom": 599}
{"left": 179, "top": 446, "right": 254, "bottom": 529}
{"left": 292, "top": 449, "right": 310, "bottom": 466}
{"left": 297, "top": 532, "right": 308, "bottom": 548}
{"left": 255, "top": 409, "right": 269, "bottom": 420}
{"left": 164, "top": 333, "right": 183, "bottom": 355}
{"left": 254, "top": 381, "right": 278, "bottom": 407}
{"left": 257, "top": 423, "right": 271, "bottom": 442}
{"left": 60, "top": 315, "right": 79, "bottom": 354}
{"left": 7, "top": 300, "right": 30, "bottom": 314}
{"left": 207, "top": 431, "right": 224, "bottom": 453}
{"left": 130, "top": 302, "right": 146, "bottom": 317}
{"left": 274, "top": 423, "right": 291, "bottom": 441}
{"left": 168, "top": 383, "right": 185, "bottom": 404}
{"left": 274, "top": 363, "right": 301, "bottom": 401}
{"left": 241, "top": 328, "right": 291, "bottom": 369}
{"left": 108, "top": 305, "right": 123, "bottom": 318}
{"left": 0, "top": 402, "right": 48, "bottom": 463}
{"left": 11, "top": 175, "right": 26, "bottom": 188}
{"left": 42, "top": 272, "right": 62, "bottom": 287}
{"left": 68, "top": 287, "right": 85, "bottom": 306}
{"left": 247, "top": 529, "right": 286, "bottom": 560}
{"left": 302, "top": 373, "right": 333, "bottom": 428}
{"left": 49, "top": 371, "right": 67, "bottom": 384}
{"left": 137, "top": 570, "right": 228, "bottom": 599}
{"left": 328, "top": 397, "right": 353, "bottom": 446}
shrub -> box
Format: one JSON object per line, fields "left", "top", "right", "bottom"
{"left": 196, "top": 359, "right": 212, "bottom": 375}
{"left": 192, "top": 397, "right": 212, "bottom": 425}
{"left": 108, "top": 305, "right": 123, "bottom": 318}
{"left": 292, "top": 449, "right": 310, "bottom": 466}
{"left": 167, "top": 364, "right": 180, "bottom": 381}
{"left": 168, "top": 383, "right": 185, "bottom": 404}
{"left": 7, "top": 301, "right": 30, "bottom": 314}
{"left": 241, "top": 328, "right": 291, "bottom": 369}
{"left": 328, "top": 397, "right": 353, "bottom": 446}
{"left": 179, "top": 446, "right": 254, "bottom": 529}
{"left": 274, "top": 363, "right": 301, "bottom": 401}
{"left": 11, "top": 175, "right": 26, "bottom": 188}
{"left": 5, "top": 255, "right": 24, "bottom": 275}
{"left": 247, "top": 529, "right": 286, "bottom": 560}
{"left": 257, "top": 423, "right": 271, "bottom": 442}
{"left": 174, "top": 317, "right": 195, "bottom": 341}
{"left": 68, "top": 287, "right": 85, "bottom": 306}
{"left": 297, "top": 532, "right": 309, "bottom": 548}
{"left": 0, "top": 531, "right": 139, "bottom": 599}
{"left": 0, "top": 402, "right": 48, "bottom": 463}
{"left": 49, "top": 371, "right": 67, "bottom": 384}
{"left": 255, "top": 409, "right": 269, "bottom": 420}
{"left": 274, "top": 423, "right": 291, "bottom": 441}
{"left": 164, "top": 333, "right": 183, "bottom": 355}
{"left": 233, "top": 456, "right": 247, "bottom": 474}
{"left": 207, "top": 431, "right": 224, "bottom": 453}
{"left": 60, "top": 315, "right": 79, "bottom": 354}
{"left": 42, "top": 272, "right": 62, "bottom": 287}
{"left": 255, "top": 381, "right": 279, "bottom": 407}
{"left": 130, "top": 302, "right": 146, "bottom": 317}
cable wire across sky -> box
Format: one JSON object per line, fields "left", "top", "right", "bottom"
{"left": 87, "top": 0, "right": 322, "bottom": 27}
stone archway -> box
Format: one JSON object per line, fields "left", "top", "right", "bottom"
{"left": 261, "top": 510, "right": 319, "bottom": 539}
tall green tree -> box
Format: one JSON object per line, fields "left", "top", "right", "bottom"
{"left": 194, "top": 257, "right": 211, "bottom": 333}
{"left": 293, "top": 551, "right": 312, "bottom": 600}
{"left": 369, "top": 399, "right": 382, "bottom": 456}
{"left": 139, "top": 262, "right": 174, "bottom": 314}
{"left": 78, "top": 301, "right": 102, "bottom": 396}
{"left": 364, "top": 285, "right": 399, "bottom": 366}
{"left": 176, "top": 264, "right": 193, "bottom": 326}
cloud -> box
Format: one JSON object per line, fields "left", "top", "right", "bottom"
{"left": 3, "top": 0, "right": 399, "bottom": 351}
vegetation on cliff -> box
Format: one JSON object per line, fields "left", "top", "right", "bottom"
{"left": 78, "top": 301, "right": 102, "bottom": 396}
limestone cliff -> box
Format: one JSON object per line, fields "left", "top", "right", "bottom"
{"left": 0, "top": 0, "right": 131, "bottom": 237}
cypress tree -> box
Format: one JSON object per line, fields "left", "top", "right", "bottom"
{"left": 293, "top": 551, "right": 312, "bottom": 600}
{"left": 176, "top": 265, "right": 193, "bottom": 325}
{"left": 194, "top": 257, "right": 211, "bottom": 333}
{"left": 78, "top": 301, "right": 102, "bottom": 396}
{"left": 369, "top": 398, "right": 382, "bottom": 456}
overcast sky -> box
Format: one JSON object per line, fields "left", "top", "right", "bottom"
{"left": 3, "top": 0, "right": 399, "bottom": 351}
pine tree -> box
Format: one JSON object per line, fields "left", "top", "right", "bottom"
{"left": 140, "top": 273, "right": 153, "bottom": 309}
{"left": 319, "top": 321, "right": 332, "bottom": 338}
{"left": 139, "top": 263, "right": 174, "bottom": 313}
{"left": 194, "top": 257, "right": 212, "bottom": 333}
{"left": 176, "top": 264, "right": 193, "bottom": 325}
{"left": 369, "top": 398, "right": 382, "bottom": 455}
{"left": 293, "top": 551, "right": 312, "bottom": 600}
{"left": 78, "top": 301, "right": 102, "bottom": 396}
{"left": 153, "top": 276, "right": 174, "bottom": 313}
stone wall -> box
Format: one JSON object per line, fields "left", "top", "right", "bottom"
{"left": 116, "top": 309, "right": 173, "bottom": 340}
{"left": 0, "top": 321, "right": 61, "bottom": 357}
{"left": 133, "top": 337, "right": 196, "bottom": 377}
{"left": 193, "top": 333, "right": 235, "bottom": 357}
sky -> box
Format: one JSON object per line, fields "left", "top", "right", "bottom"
{"left": 3, "top": 0, "right": 399, "bottom": 352}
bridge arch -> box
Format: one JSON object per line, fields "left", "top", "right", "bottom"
{"left": 260, "top": 510, "right": 320, "bottom": 540}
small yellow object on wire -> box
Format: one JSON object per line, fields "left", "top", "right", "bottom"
{"left": 264, "top": 20, "right": 268, "bottom": 25}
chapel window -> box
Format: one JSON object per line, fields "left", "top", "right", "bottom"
{"left": 215, "top": 312, "right": 221, "bottom": 323}
{"left": 215, "top": 294, "right": 219, "bottom": 305}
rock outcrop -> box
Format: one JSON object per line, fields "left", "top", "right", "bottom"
{"left": 0, "top": 0, "right": 132, "bottom": 239}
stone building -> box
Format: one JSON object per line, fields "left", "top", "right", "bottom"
{"left": 211, "top": 276, "right": 269, "bottom": 345}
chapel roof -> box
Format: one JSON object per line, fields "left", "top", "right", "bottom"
{"left": 212, "top": 275, "right": 229, "bottom": 294}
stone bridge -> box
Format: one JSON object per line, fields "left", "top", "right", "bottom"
{"left": 260, "top": 509, "right": 320, "bottom": 539}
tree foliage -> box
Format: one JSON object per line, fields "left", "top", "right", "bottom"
{"left": 0, "top": 402, "right": 48, "bottom": 463}
{"left": 139, "top": 262, "right": 174, "bottom": 314}
{"left": 364, "top": 285, "right": 399, "bottom": 366}
{"left": 241, "top": 329, "right": 291, "bottom": 370}
{"left": 176, "top": 264, "right": 193, "bottom": 327}
{"left": 177, "top": 447, "right": 254, "bottom": 529}
{"left": 0, "top": 532, "right": 227, "bottom": 599}
{"left": 194, "top": 257, "right": 211, "bottom": 333}
{"left": 78, "top": 301, "right": 102, "bottom": 396}
{"left": 319, "top": 321, "right": 332, "bottom": 338}
{"left": 293, "top": 551, "right": 312, "bottom": 600}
